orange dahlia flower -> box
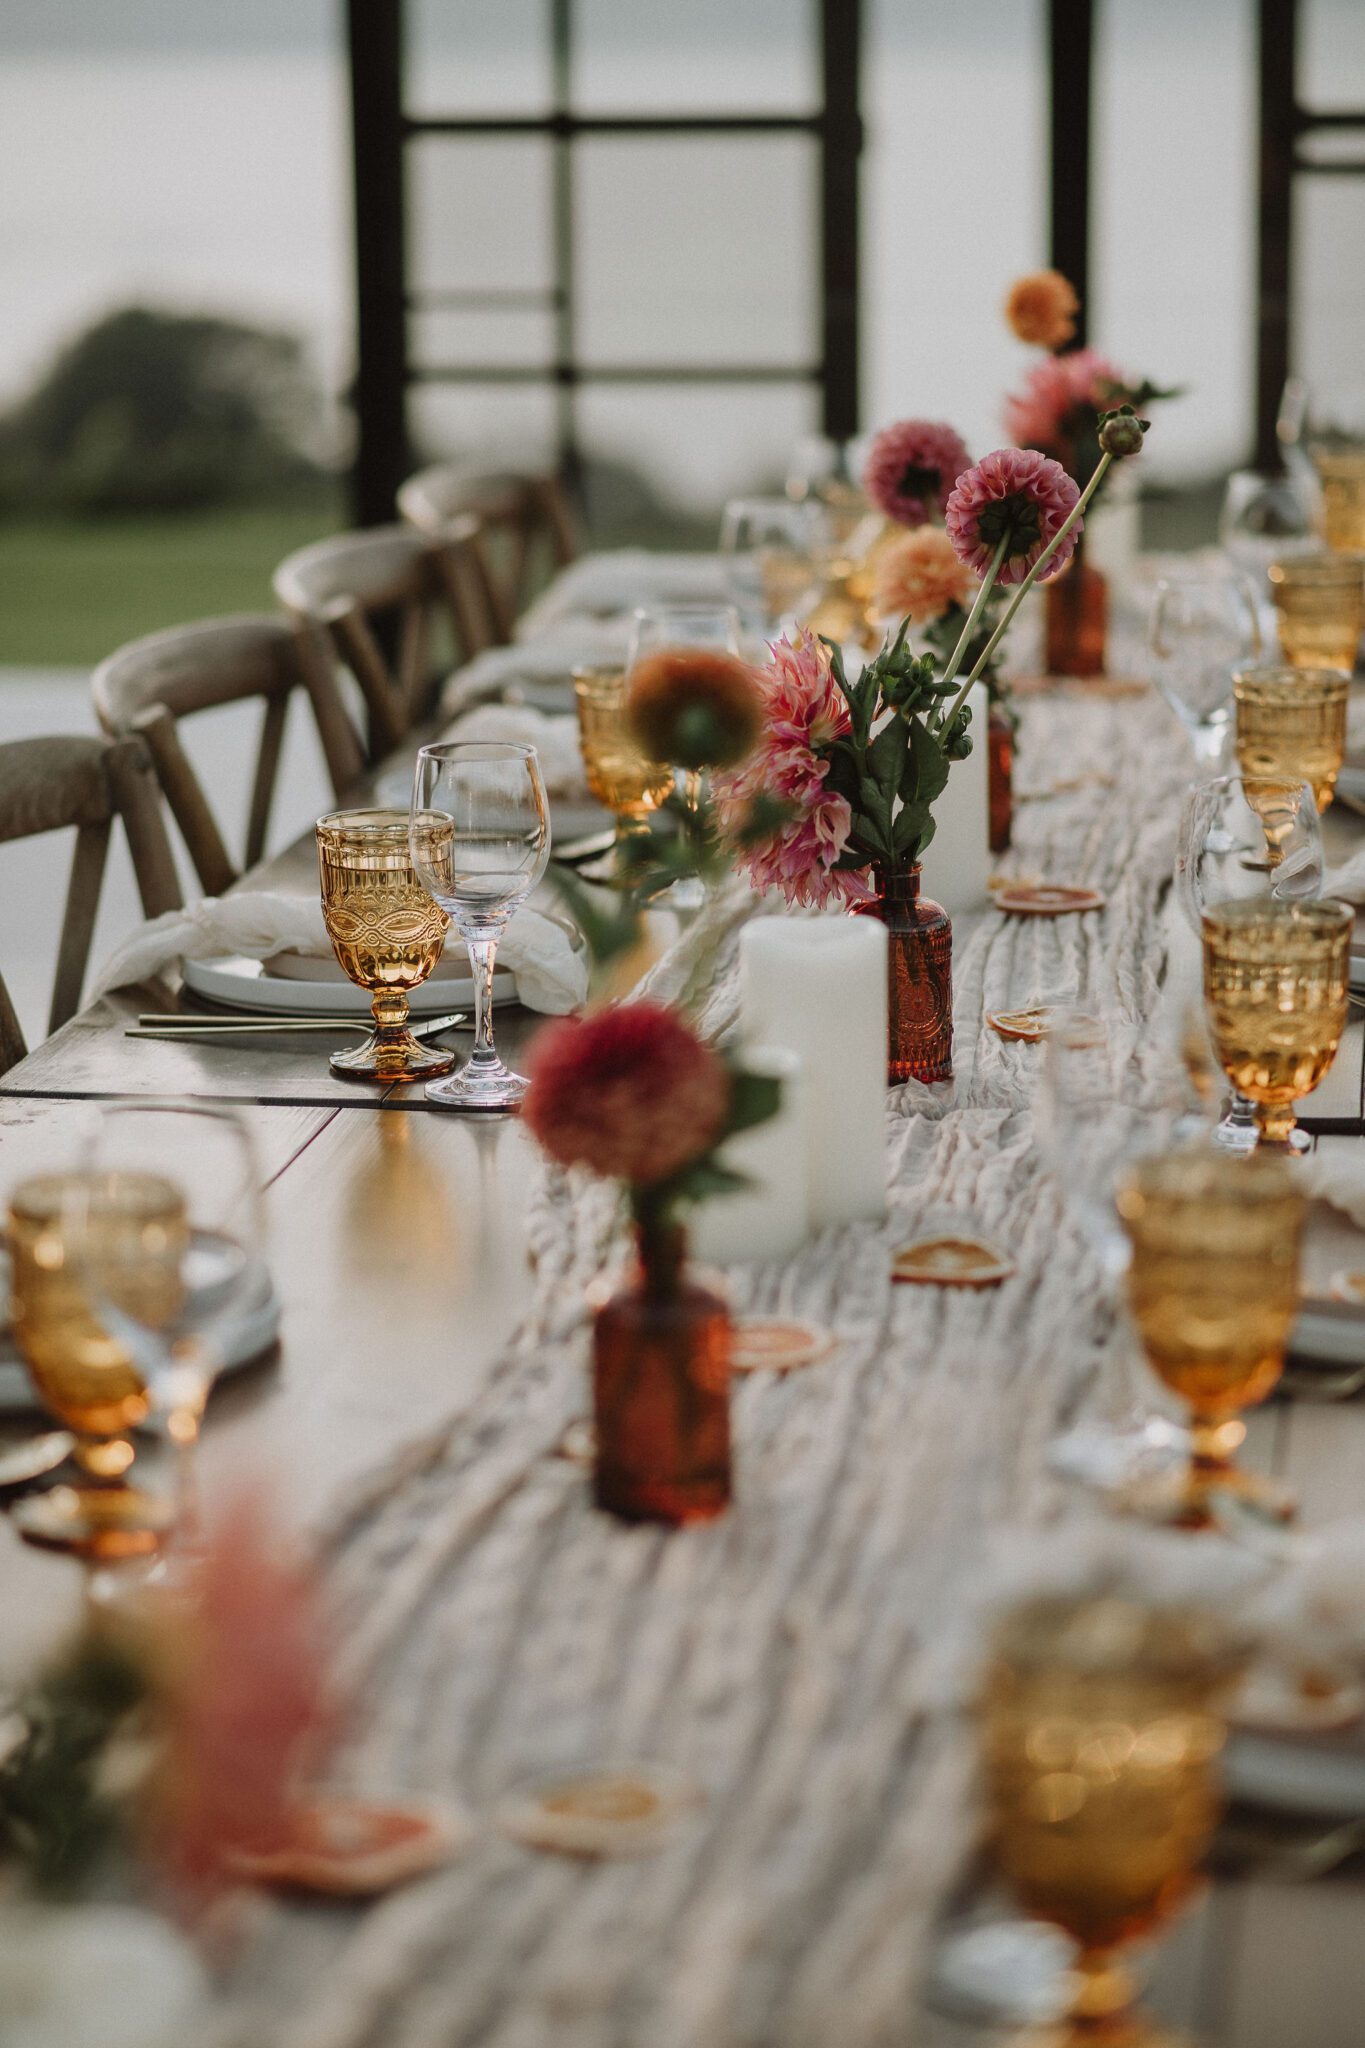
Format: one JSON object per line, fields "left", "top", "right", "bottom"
{"left": 1004, "top": 269, "right": 1080, "bottom": 350}
{"left": 873, "top": 527, "right": 975, "bottom": 624}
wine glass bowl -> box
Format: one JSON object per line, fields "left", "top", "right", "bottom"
{"left": 1117, "top": 1146, "right": 1304, "bottom": 1524}
{"left": 7, "top": 1170, "right": 187, "bottom": 1559}
{"left": 409, "top": 741, "right": 551, "bottom": 1112}
{"left": 1201, "top": 897, "right": 1352, "bottom": 1152}
{"left": 719, "top": 496, "right": 825, "bottom": 630}
{"left": 981, "top": 1595, "right": 1236, "bottom": 2044}
{"left": 1232, "top": 664, "right": 1349, "bottom": 814}
{"left": 1266, "top": 556, "right": 1363, "bottom": 674}
{"left": 572, "top": 665, "right": 673, "bottom": 879}
{"left": 1149, "top": 573, "right": 1262, "bottom": 770}
{"left": 316, "top": 809, "right": 455, "bottom": 1081}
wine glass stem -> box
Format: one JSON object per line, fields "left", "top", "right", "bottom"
{"left": 464, "top": 930, "right": 501, "bottom": 1072}
{"left": 169, "top": 1407, "right": 202, "bottom": 1554}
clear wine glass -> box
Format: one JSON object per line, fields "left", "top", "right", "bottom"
{"left": 1150, "top": 572, "right": 1262, "bottom": 771}
{"left": 410, "top": 740, "right": 550, "bottom": 1111}
{"left": 1219, "top": 469, "right": 1315, "bottom": 640}
{"left": 65, "top": 1102, "right": 263, "bottom": 1563}
{"left": 1035, "top": 1012, "right": 1187, "bottom": 1491}
{"left": 718, "top": 497, "right": 826, "bottom": 632}
{"left": 1174, "top": 773, "right": 1324, "bottom": 1154}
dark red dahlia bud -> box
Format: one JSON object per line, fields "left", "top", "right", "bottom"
{"left": 1098, "top": 407, "right": 1149, "bottom": 458}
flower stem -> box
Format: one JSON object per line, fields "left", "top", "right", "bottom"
{"left": 941, "top": 530, "right": 1012, "bottom": 689}
{"left": 943, "top": 450, "right": 1115, "bottom": 730}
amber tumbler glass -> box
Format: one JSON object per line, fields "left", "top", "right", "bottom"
{"left": 316, "top": 809, "right": 455, "bottom": 1081}
{"left": 981, "top": 1595, "right": 1237, "bottom": 2045}
{"left": 1118, "top": 1145, "right": 1304, "bottom": 1526}
{"left": 1267, "top": 553, "right": 1363, "bottom": 673}
{"left": 1232, "top": 663, "right": 1349, "bottom": 812}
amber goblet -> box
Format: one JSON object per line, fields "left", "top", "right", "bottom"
{"left": 1201, "top": 896, "right": 1351, "bottom": 1152}
{"left": 7, "top": 1170, "right": 186, "bottom": 1559}
{"left": 1266, "top": 555, "right": 1363, "bottom": 673}
{"left": 1232, "top": 664, "right": 1349, "bottom": 812}
{"left": 316, "top": 809, "right": 455, "bottom": 1081}
{"left": 1117, "top": 1146, "right": 1304, "bottom": 1526}
{"left": 572, "top": 666, "right": 673, "bottom": 881}
{"left": 1313, "top": 447, "right": 1365, "bottom": 554}
{"left": 981, "top": 1595, "right": 1236, "bottom": 2047}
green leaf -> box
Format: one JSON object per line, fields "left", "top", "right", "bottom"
{"left": 724, "top": 1066, "right": 782, "bottom": 1138}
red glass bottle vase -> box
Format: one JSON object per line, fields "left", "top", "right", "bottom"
{"left": 860, "top": 864, "right": 953, "bottom": 1086}
{"left": 1044, "top": 547, "right": 1109, "bottom": 678}
{"left": 592, "top": 1219, "right": 731, "bottom": 1525}
{"left": 987, "top": 705, "right": 1014, "bottom": 854}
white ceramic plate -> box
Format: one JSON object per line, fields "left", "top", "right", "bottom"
{"left": 1291, "top": 1297, "right": 1365, "bottom": 1368}
{"left": 0, "top": 1240, "right": 281, "bottom": 1414}
{"left": 1224, "top": 1730, "right": 1365, "bottom": 1822}
{"left": 182, "top": 953, "right": 517, "bottom": 1018}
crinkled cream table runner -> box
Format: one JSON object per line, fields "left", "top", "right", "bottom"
{"left": 215, "top": 682, "right": 1194, "bottom": 2048}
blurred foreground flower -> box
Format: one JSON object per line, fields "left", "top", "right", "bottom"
{"left": 625, "top": 648, "right": 763, "bottom": 772}
{"left": 525, "top": 1001, "right": 730, "bottom": 1187}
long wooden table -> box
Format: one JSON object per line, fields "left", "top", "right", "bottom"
{"left": 2, "top": 631, "right": 1365, "bottom": 2044}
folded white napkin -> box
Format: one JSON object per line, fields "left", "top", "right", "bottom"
{"left": 1325, "top": 843, "right": 1365, "bottom": 903}
{"left": 92, "top": 890, "right": 587, "bottom": 1015}
{"left": 441, "top": 628, "right": 625, "bottom": 719}
{"left": 515, "top": 550, "right": 730, "bottom": 638}
{"left": 1297, "top": 1145, "right": 1365, "bottom": 1229}
{"left": 439, "top": 703, "right": 586, "bottom": 798}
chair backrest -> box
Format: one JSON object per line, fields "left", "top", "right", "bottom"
{"left": 272, "top": 523, "right": 494, "bottom": 758}
{"left": 92, "top": 613, "right": 366, "bottom": 899}
{"left": 397, "top": 465, "right": 580, "bottom": 643}
{"left": 0, "top": 733, "right": 182, "bottom": 1076}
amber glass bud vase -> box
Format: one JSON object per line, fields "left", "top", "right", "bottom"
{"left": 863, "top": 864, "right": 953, "bottom": 1085}
{"left": 987, "top": 705, "right": 1014, "bottom": 854}
{"left": 1044, "top": 541, "right": 1108, "bottom": 678}
{"left": 592, "top": 1215, "right": 732, "bottom": 1525}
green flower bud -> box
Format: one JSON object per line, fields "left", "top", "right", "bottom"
{"left": 1098, "top": 408, "right": 1149, "bottom": 458}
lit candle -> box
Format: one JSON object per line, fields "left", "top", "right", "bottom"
{"left": 689, "top": 1046, "right": 808, "bottom": 1264}
{"left": 919, "top": 682, "right": 991, "bottom": 916}
{"left": 739, "top": 917, "right": 888, "bottom": 1227}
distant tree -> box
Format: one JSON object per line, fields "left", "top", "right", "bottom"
{"left": 0, "top": 305, "right": 333, "bottom": 515}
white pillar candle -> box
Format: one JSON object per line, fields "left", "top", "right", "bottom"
{"left": 689, "top": 1046, "right": 808, "bottom": 1265}
{"left": 919, "top": 682, "right": 991, "bottom": 917}
{"left": 739, "top": 917, "right": 888, "bottom": 1227}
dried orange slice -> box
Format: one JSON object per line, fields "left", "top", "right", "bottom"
{"left": 225, "top": 1797, "right": 468, "bottom": 1895}
{"left": 499, "top": 1764, "right": 703, "bottom": 1859}
{"left": 991, "top": 883, "right": 1106, "bottom": 916}
{"left": 891, "top": 1235, "right": 1015, "bottom": 1288}
{"left": 730, "top": 1317, "right": 834, "bottom": 1374}
{"left": 987, "top": 1006, "right": 1103, "bottom": 1044}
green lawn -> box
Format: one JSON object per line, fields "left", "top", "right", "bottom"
{"left": 0, "top": 503, "right": 344, "bottom": 667}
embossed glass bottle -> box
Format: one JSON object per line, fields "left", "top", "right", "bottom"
{"left": 593, "top": 1219, "right": 731, "bottom": 1524}
{"left": 860, "top": 864, "right": 953, "bottom": 1085}
{"left": 987, "top": 705, "right": 1014, "bottom": 853}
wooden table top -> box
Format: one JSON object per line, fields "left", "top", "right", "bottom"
{"left": 1, "top": 664, "right": 1365, "bottom": 2043}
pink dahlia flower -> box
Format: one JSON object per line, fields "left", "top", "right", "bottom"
{"left": 714, "top": 629, "right": 873, "bottom": 910}
{"left": 1004, "top": 347, "right": 1126, "bottom": 459}
{"left": 873, "top": 527, "right": 976, "bottom": 624}
{"left": 862, "top": 418, "right": 971, "bottom": 528}
{"left": 945, "top": 448, "right": 1082, "bottom": 587}
{"left": 524, "top": 1002, "right": 729, "bottom": 1187}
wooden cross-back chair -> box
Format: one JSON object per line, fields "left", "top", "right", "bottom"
{"left": 92, "top": 614, "right": 366, "bottom": 901}
{"left": 397, "top": 465, "right": 580, "bottom": 644}
{"left": 0, "top": 733, "right": 181, "bottom": 1077}
{"left": 272, "top": 521, "right": 495, "bottom": 759}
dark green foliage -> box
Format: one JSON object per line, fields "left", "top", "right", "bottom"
{"left": 0, "top": 305, "right": 331, "bottom": 515}
{"left": 0, "top": 1638, "right": 146, "bottom": 1897}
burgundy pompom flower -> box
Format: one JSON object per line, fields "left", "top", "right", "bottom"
{"left": 862, "top": 418, "right": 971, "bottom": 528}
{"left": 945, "top": 448, "right": 1082, "bottom": 586}
{"left": 524, "top": 1001, "right": 730, "bottom": 1187}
